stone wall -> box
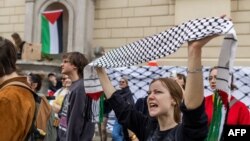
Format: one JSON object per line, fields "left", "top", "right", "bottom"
{"left": 0, "top": 0, "right": 25, "bottom": 40}
{"left": 93, "top": 0, "right": 250, "bottom": 66}
{"left": 231, "top": 0, "right": 250, "bottom": 66}
{"left": 0, "top": 0, "right": 249, "bottom": 66}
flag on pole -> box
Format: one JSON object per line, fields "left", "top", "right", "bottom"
{"left": 41, "top": 9, "right": 63, "bottom": 54}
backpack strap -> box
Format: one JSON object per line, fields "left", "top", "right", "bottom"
{"left": 2, "top": 81, "right": 41, "bottom": 141}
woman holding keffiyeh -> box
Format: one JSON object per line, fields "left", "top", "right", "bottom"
{"left": 95, "top": 34, "right": 218, "bottom": 140}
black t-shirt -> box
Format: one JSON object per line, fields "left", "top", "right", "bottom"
{"left": 146, "top": 125, "right": 179, "bottom": 141}
{"left": 107, "top": 91, "right": 208, "bottom": 141}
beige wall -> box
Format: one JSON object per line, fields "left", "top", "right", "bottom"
{"left": 93, "top": 0, "right": 250, "bottom": 66}
{"left": 231, "top": 0, "right": 250, "bottom": 66}
{"left": 0, "top": 0, "right": 25, "bottom": 40}
{"left": 0, "top": 0, "right": 249, "bottom": 66}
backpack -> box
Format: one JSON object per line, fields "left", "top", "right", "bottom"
{"left": 3, "top": 81, "right": 57, "bottom": 141}
{"left": 35, "top": 96, "right": 57, "bottom": 141}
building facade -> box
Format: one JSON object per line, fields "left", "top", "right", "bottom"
{"left": 0, "top": 0, "right": 249, "bottom": 66}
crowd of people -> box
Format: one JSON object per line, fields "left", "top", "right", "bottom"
{"left": 0, "top": 36, "right": 96, "bottom": 140}
{"left": 0, "top": 16, "right": 249, "bottom": 141}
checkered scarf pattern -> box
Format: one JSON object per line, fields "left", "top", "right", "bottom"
{"left": 207, "top": 31, "right": 237, "bottom": 141}
{"left": 90, "top": 17, "right": 233, "bottom": 68}
{"left": 85, "top": 17, "right": 237, "bottom": 140}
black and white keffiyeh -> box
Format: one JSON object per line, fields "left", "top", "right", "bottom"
{"left": 89, "top": 17, "right": 234, "bottom": 68}
{"left": 105, "top": 66, "right": 250, "bottom": 105}
{"left": 85, "top": 17, "right": 237, "bottom": 140}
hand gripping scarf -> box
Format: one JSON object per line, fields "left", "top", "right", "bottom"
{"left": 85, "top": 17, "right": 237, "bottom": 140}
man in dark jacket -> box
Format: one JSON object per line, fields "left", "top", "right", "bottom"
{"left": 58, "top": 52, "right": 95, "bottom": 141}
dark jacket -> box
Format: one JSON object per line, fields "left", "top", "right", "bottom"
{"left": 108, "top": 91, "right": 208, "bottom": 141}
{"left": 135, "top": 96, "right": 149, "bottom": 116}
{"left": 48, "top": 80, "right": 62, "bottom": 93}
{"left": 58, "top": 79, "right": 95, "bottom": 141}
{"left": 117, "top": 86, "right": 134, "bottom": 105}
{"left": 117, "top": 86, "right": 134, "bottom": 141}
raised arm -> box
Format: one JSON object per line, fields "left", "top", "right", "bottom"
{"left": 95, "top": 67, "right": 116, "bottom": 99}
{"left": 185, "top": 35, "right": 217, "bottom": 110}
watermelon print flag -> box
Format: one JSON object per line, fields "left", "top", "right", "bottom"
{"left": 41, "top": 9, "right": 63, "bottom": 54}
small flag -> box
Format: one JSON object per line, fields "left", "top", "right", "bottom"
{"left": 41, "top": 9, "right": 63, "bottom": 54}
{"left": 84, "top": 65, "right": 104, "bottom": 123}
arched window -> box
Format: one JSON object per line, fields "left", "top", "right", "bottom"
{"left": 42, "top": 3, "right": 69, "bottom": 58}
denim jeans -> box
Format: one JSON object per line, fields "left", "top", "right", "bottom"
{"left": 112, "top": 120, "right": 124, "bottom": 141}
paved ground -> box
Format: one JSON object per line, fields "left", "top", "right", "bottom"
{"left": 92, "top": 125, "right": 112, "bottom": 141}
{"left": 92, "top": 134, "right": 112, "bottom": 141}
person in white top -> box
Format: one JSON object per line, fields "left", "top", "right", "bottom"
{"left": 51, "top": 74, "right": 71, "bottom": 114}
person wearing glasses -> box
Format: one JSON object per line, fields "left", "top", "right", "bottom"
{"left": 51, "top": 74, "right": 71, "bottom": 114}
{"left": 112, "top": 77, "right": 136, "bottom": 141}
{"left": 58, "top": 52, "right": 95, "bottom": 141}
{"left": 205, "top": 66, "right": 250, "bottom": 125}
{"left": 50, "top": 74, "right": 71, "bottom": 141}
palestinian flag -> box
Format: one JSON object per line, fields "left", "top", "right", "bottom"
{"left": 84, "top": 65, "right": 104, "bottom": 123}
{"left": 41, "top": 9, "right": 63, "bottom": 54}
{"left": 206, "top": 90, "right": 229, "bottom": 141}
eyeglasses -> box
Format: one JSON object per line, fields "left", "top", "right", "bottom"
{"left": 62, "top": 60, "right": 70, "bottom": 63}
{"left": 119, "top": 81, "right": 125, "bottom": 84}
